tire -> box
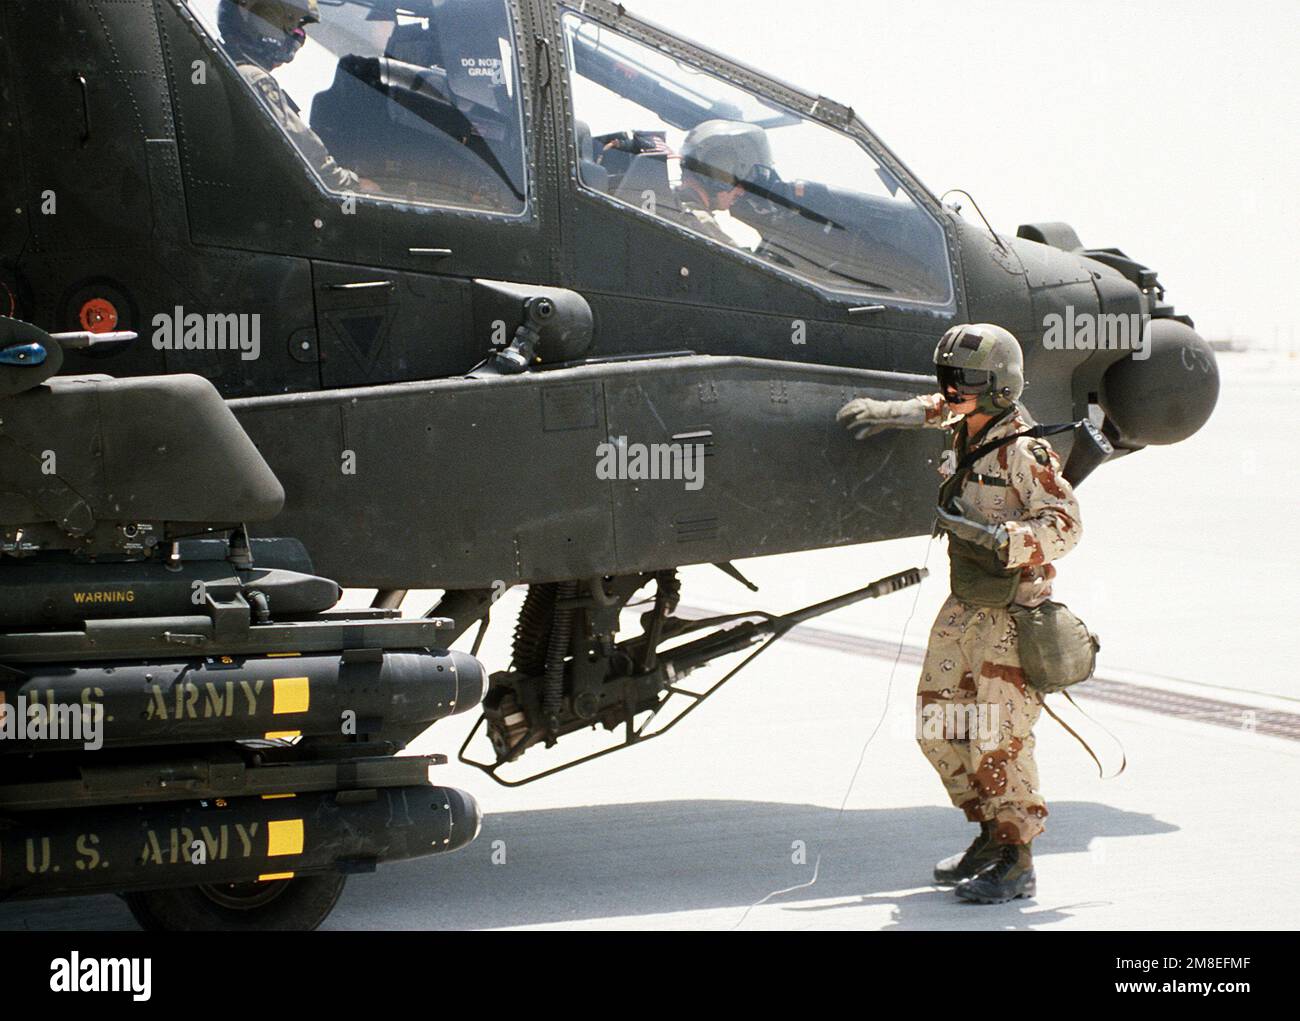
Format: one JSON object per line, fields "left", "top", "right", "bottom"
{"left": 122, "top": 873, "right": 347, "bottom": 931}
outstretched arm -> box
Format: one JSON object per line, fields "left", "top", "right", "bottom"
{"left": 836, "top": 392, "right": 954, "bottom": 440}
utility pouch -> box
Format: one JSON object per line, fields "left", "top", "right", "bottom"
{"left": 947, "top": 537, "right": 1020, "bottom": 607}
{"left": 938, "top": 417, "right": 1090, "bottom": 611}
{"left": 1008, "top": 600, "right": 1100, "bottom": 693}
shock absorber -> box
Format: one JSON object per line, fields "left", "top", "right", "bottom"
{"left": 638, "top": 570, "right": 680, "bottom": 671}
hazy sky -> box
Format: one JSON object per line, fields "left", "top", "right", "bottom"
{"left": 625, "top": 0, "right": 1298, "bottom": 347}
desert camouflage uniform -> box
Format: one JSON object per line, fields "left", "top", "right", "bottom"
{"left": 668, "top": 187, "right": 763, "bottom": 252}
{"left": 238, "top": 63, "right": 360, "bottom": 192}
{"left": 915, "top": 393, "right": 1081, "bottom": 844}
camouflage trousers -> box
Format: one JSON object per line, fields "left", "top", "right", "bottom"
{"left": 916, "top": 595, "right": 1047, "bottom": 844}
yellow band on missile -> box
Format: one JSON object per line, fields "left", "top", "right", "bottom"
{"left": 267, "top": 818, "right": 304, "bottom": 857}
{"left": 273, "top": 675, "right": 310, "bottom": 714}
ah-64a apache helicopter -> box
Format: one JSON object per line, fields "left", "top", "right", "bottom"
{"left": 0, "top": 0, "right": 1217, "bottom": 928}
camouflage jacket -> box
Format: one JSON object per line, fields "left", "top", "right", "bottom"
{"left": 918, "top": 393, "right": 1082, "bottom": 606}
{"left": 668, "top": 188, "right": 763, "bottom": 252}
{"left": 238, "top": 63, "right": 360, "bottom": 193}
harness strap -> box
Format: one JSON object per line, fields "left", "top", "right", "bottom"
{"left": 1039, "top": 689, "right": 1128, "bottom": 779}
{"left": 956, "top": 421, "right": 1082, "bottom": 477}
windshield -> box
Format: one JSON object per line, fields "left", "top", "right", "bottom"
{"left": 563, "top": 12, "right": 952, "bottom": 305}
{"left": 187, "top": 0, "right": 528, "bottom": 214}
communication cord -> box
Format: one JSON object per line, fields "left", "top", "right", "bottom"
{"left": 732, "top": 533, "right": 938, "bottom": 929}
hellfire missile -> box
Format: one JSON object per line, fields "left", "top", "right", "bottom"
{"left": 0, "top": 781, "right": 480, "bottom": 900}
{"left": 0, "top": 648, "right": 484, "bottom": 753}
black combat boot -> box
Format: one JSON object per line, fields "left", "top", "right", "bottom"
{"left": 932, "top": 821, "right": 997, "bottom": 885}
{"left": 954, "top": 842, "right": 1036, "bottom": 903}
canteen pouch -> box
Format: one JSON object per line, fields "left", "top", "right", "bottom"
{"left": 1008, "top": 600, "right": 1100, "bottom": 693}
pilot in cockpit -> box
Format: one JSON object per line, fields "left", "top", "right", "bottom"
{"left": 670, "top": 119, "right": 773, "bottom": 253}
{"left": 218, "top": 0, "right": 380, "bottom": 193}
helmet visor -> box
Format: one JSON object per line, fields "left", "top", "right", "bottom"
{"left": 937, "top": 364, "right": 991, "bottom": 400}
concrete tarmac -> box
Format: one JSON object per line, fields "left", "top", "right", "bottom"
{"left": 3, "top": 351, "right": 1294, "bottom": 931}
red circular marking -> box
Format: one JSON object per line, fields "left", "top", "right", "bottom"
{"left": 79, "top": 297, "right": 119, "bottom": 333}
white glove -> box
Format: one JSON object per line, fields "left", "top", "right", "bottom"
{"left": 836, "top": 396, "right": 927, "bottom": 440}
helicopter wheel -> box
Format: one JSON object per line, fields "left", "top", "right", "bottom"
{"left": 122, "top": 873, "right": 347, "bottom": 931}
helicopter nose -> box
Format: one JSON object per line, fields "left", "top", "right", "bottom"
{"left": 1098, "top": 317, "right": 1219, "bottom": 447}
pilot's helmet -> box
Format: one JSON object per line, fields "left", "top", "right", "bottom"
{"left": 681, "top": 120, "right": 774, "bottom": 194}
{"left": 218, "top": 0, "right": 320, "bottom": 69}
{"left": 933, "top": 323, "right": 1025, "bottom": 412}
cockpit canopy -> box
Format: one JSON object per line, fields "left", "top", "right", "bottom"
{"left": 562, "top": 11, "right": 953, "bottom": 306}
{"left": 187, "top": 0, "right": 952, "bottom": 307}
{"left": 189, "top": 0, "right": 528, "bottom": 213}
